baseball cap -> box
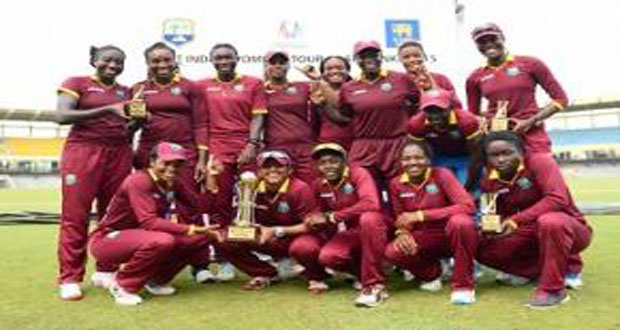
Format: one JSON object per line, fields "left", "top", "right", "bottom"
{"left": 420, "top": 89, "right": 453, "bottom": 111}
{"left": 264, "top": 50, "right": 290, "bottom": 62}
{"left": 156, "top": 142, "right": 187, "bottom": 162}
{"left": 256, "top": 150, "right": 292, "bottom": 167}
{"left": 312, "top": 143, "right": 347, "bottom": 160}
{"left": 471, "top": 23, "right": 504, "bottom": 41}
{"left": 353, "top": 40, "right": 381, "bottom": 55}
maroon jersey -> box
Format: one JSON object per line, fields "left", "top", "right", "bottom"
{"left": 409, "top": 108, "right": 481, "bottom": 157}
{"left": 93, "top": 170, "right": 196, "bottom": 236}
{"left": 312, "top": 166, "right": 381, "bottom": 228}
{"left": 430, "top": 72, "right": 463, "bottom": 109}
{"left": 254, "top": 177, "right": 316, "bottom": 227}
{"left": 389, "top": 167, "right": 475, "bottom": 230}
{"left": 264, "top": 82, "right": 314, "bottom": 147}
{"left": 341, "top": 70, "right": 420, "bottom": 139}
{"left": 58, "top": 76, "right": 131, "bottom": 144}
{"left": 195, "top": 75, "right": 267, "bottom": 163}
{"left": 479, "top": 153, "right": 587, "bottom": 226}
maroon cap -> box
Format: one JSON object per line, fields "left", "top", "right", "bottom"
{"left": 420, "top": 89, "right": 453, "bottom": 110}
{"left": 264, "top": 50, "right": 290, "bottom": 62}
{"left": 156, "top": 142, "right": 187, "bottom": 162}
{"left": 257, "top": 150, "right": 292, "bottom": 167}
{"left": 353, "top": 40, "right": 381, "bottom": 55}
{"left": 471, "top": 23, "right": 504, "bottom": 41}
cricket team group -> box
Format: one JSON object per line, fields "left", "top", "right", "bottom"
{"left": 55, "top": 22, "right": 592, "bottom": 309}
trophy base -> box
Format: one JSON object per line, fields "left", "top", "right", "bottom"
{"left": 481, "top": 215, "right": 502, "bottom": 233}
{"left": 128, "top": 101, "right": 147, "bottom": 120}
{"left": 227, "top": 226, "right": 257, "bottom": 241}
{"left": 490, "top": 118, "right": 509, "bottom": 132}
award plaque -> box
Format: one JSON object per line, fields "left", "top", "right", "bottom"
{"left": 227, "top": 171, "right": 259, "bottom": 241}
{"left": 480, "top": 192, "right": 502, "bottom": 233}
{"left": 127, "top": 85, "right": 147, "bottom": 119}
{"left": 490, "top": 100, "right": 510, "bottom": 132}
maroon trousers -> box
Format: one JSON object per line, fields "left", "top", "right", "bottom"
{"left": 58, "top": 142, "right": 132, "bottom": 284}
{"left": 477, "top": 212, "right": 592, "bottom": 293}
{"left": 384, "top": 214, "right": 478, "bottom": 290}
{"left": 318, "top": 212, "right": 388, "bottom": 287}
{"left": 218, "top": 233, "right": 326, "bottom": 281}
{"left": 90, "top": 229, "right": 211, "bottom": 293}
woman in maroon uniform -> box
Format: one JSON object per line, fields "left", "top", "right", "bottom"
{"left": 384, "top": 141, "right": 478, "bottom": 304}
{"left": 476, "top": 131, "right": 592, "bottom": 308}
{"left": 466, "top": 23, "right": 568, "bottom": 154}
{"left": 56, "top": 45, "right": 133, "bottom": 300}
{"left": 133, "top": 42, "right": 208, "bottom": 220}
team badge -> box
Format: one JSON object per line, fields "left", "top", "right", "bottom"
{"left": 506, "top": 67, "right": 520, "bottom": 76}
{"left": 115, "top": 90, "right": 126, "bottom": 100}
{"left": 277, "top": 201, "right": 291, "bottom": 214}
{"left": 425, "top": 183, "right": 439, "bottom": 194}
{"left": 170, "top": 86, "right": 182, "bottom": 95}
{"left": 162, "top": 18, "right": 195, "bottom": 47}
{"left": 517, "top": 177, "right": 533, "bottom": 189}
{"left": 285, "top": 86, "right": 298, "bottom": 95}
{"left": 342, "top": 183, "right": 355, "bottom": 195}
{"left": 380, "top": 82, "right": 393, "bottom": 92}
{"left": 234, "top": 84, "right": 245, "bottom": 92}
{"left": 65, "top": 174, "right": 77, "bottom": 186}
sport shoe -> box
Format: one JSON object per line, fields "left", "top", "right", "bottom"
{"left": 451, "top": 290, "right": 476, "bottom": 305}
{"left": 276, "top": 258, "right": 304, "bottom": 280}
{"left": 496, "top": 272, "right": 530, "bottom": 286}
{"left": 308, "top": 280, "right": 329, "bottom": 294}
{"left": 145, "top": 282, "right": 176, "bottom": 295}
{"left": 91, "top": 272, "right": 114, "bottom": 289}
{"left": 194, "top": 269, "right": 216, "bottom": 284}
{"left": 215, "top": 262, "right": 236, "bottom": 281}
{"left": 402, "top": 270, "right": 415, "bottom": 282}
{"left": 352, "top": 280, "right": 363, "bottom": 291}
{"left": 59, "top": 283, "right": 82, "bottom": 301}
{"left": 354, "top": 284, "right": 388, "bottom": 307}
{"left": 526, "top": 289, "right": 570, "bottom": 309}
{"left": 564, "top": 273, "right": 583, "bottom": 290}
{"left": 420, "top": 278, "right": 442, "bottom": 292}
{"left": 108, "top": 279, "right": 142, "bottom": 306}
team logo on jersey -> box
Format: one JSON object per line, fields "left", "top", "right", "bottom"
{"left": 342, "top": 183, "right": 355, "bottom": 194}
{"left": 65, "top": 174, "right": 77, "bottom": 186}
{"left": 277, "top": 201, "right": 291, "bottom": 213}
{"left": 234, "top": 84, "right": 245, "bottom": 92}
{"left": 115, "top": 90, "right": 126, "bottom": 100}
{"left": 380, "top": 82, "right": 393, "bottom": 92}
{"left": 286, "top": 86, "right": 298, "bottom": 95}
{"left": 400, "top": 192, "right": 416, "bottom": 198}
{"left": 162, "top": 18, "right": 195, "bottom": 47}
{"left": 506, "top": 67, "right": 520, "bottom": 76}
{"left": 425, "top": 183, "right": 439, "bottom": 194}
{"left": 517, "top": 177, "right": 533, "bottom": 189}
{"left": 170, "top": 86, "right": 182, "bottom": 95}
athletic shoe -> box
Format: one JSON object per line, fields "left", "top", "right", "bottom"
{"left": 402, "top": 270, "right": 415, "bottom": 282}
{"left": 495, "top": 272, "right": 530, "bottom": 286}
{"left": 59, "top": 283, "right": 82, "bottom": 301}
{"left": 108, "top": 279, "right": 142, "bottom": 306}
{"left": 276, "top": 258, "right": 304, "bottom": 280}
{"left": 420, "top": 278, "right": 442, "bottom": 292}
{"left": 308, "top": 280, "right": 329, "bottom": 294}
{"left": 215, "top": 262, "right": 236, "bottom": 282}
{"left": 564, "top": 273, "right": 583, "bottom": 290}
{"left": 526, "top": 289, "right": 570, "bottom": 309}
{"left": 474, "top": 263, "right": 485, "bottom": 280}
{"left": 91, "top": 272, "right": 114, "bottom": 289}
{"left": 451, "top": 290, "right": 476, "bottom": 305}
{"left": 194, "top": 269, "right": 216, "bottom": 284}
{"left": 352, "top": 280, "right": 363, "bottom": 291}
{"left": 440, "top": 259, "right": 453, "bottom": 281}
{"left": 354, "top": 284, "right": 388, "bottom": 307}
{"left": 145, "top": 282, "right": 176, "bottom": 296}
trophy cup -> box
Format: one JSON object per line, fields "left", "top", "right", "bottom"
{"left": 127, "top": 85, "right": 147, "bottom": 119}
{"left": 480, "top": 192, "right": 502, "bottom": 233}
{"left": 227, "top": 171, "right": 259, "bottom": 241}
{"left": 490, "top": 100, "right": 510, "bottom": 131}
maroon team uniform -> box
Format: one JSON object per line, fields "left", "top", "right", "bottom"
{"left": 477, "top": 154, "right": 592, "bottom": 294}
{"left": 466, "top": 55, "right": 568, "bottom": 153}
{"left": 385, "top": 167, "right": 478, "bottom": 291}
{"left": 314, "top": 166, "right": 388, "bottom": 288}
{"left": 409, "top": 108, "right": 481, "bottom": 157}
{"left": 57, "top": 76, "right": 133, "bottom": 284}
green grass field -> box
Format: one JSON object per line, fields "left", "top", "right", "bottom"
{"left": 0, "top": 178, "right": 619, "bottom": 330}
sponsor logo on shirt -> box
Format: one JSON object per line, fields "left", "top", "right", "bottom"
{"left": 351, "top": 89, "right": 368, "bottom": 95}
{"left": 425, "top": 183, "right": 439, "bottom": 194}
{"left": 380, "top": 82, "right": 393, "bottom": 92}
{"left": 277, "top": 201, "right": 291, "bottom": 214}
{"left": 206, "top": 87, "right": 222, "bottom": 92}
{"left": 516, "top": 177, "right": 533, "bottom": 189}
{"left": 65, "top": 174, "right": 77, "bottom": 186}
{"left": 170, "top": 86, "right": 182, "bottom": 95}
{"left": 286, "top": 86, "right": 298, "bottom": 95}
{"left": 342, "top": 183, "right": 355, "bottom": 194}
{"left": 506, "top": 67, "right": 521, "bottom": 76}
{"left": 144, "top": 90, "right": 159, "bottom": 95}
{"left": 400, "top": 192, "right": 416, "bottom": 198}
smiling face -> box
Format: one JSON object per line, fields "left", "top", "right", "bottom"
{"left": 398, "top": 44, "right": 425, "bottom": 74}
{"left": 401, "top": 143, "right": 430, "bottom": 180}
{"left": 356, "top": 48, "right": 382, "bottom": 76}
{"left": 265, "top": 54, "right": 289, "bottom": 82}
{"left": 485, "top": 140, "right": 522, "bottom": 176}
{"left": 146, "top": 48, "right": 176, "bottom": 83}
{"left": 316, "top": 153, "right": 346, "bottom": 183}
{"left": 258, "top": 159, "right": 291, "bottom": 189}
{"left": 321, "top": 57, "right": 349, "bottom": 85}
{"left": 93, "top": 48, "right": 125, "bottom": 83}
{"left": 475, "top": 34, "right": 506, "bottom": 63}
{"left": 211, "top": 46, "right": 238, "bottom": 77}
{"left": 150, "top": 158, "right": 183, "bottom": 187}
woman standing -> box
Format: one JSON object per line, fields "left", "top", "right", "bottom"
{"left": 56, "top": 45, "right": 133, "bottom": 300}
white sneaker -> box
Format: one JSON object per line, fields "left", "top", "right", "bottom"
{"left": 402, "top": 270, "right": 415, "bottom": 282}
{"left": 354, "top": 284, "right": 388, "bottom": 307}
{"left": 495, "top": 272, "right": 530, "bottom": 286}
{"left": 145, "top": 282, "right": 176, "bottom": 296}
{"left": 91, "top": 272, "right": 114, "bottom": 289}
{"left": 308, "top": 280, "right": 329, "bottom": 293}
{"left": 420, "top": 278, "right": 443, "bottom": 292}
{"left": 451, "top": 290, "right": 476, "bottom": 305}
{"left": 215, "top": 262, "right": 236, "bottom": 281}
{"left": 108, "top": 280, "right": 142, "bottom": 306}
{"left": 352, "top": 280, "right": 363, "bottom": 291}
{"left": 59, "top": 283, "right": 82, "bottom": 301}
{"left": 276, "top": 258, "right": 304, "bottom": 280}
{"left": 564, "top": 273, "right": 583, "bottom": 290}
{"left": 194, "top": 269, "right": 216, "bottom": 284}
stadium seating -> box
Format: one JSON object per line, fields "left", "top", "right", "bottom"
{"left": 1, "top": 137, "right": 65, "bottom": 158}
